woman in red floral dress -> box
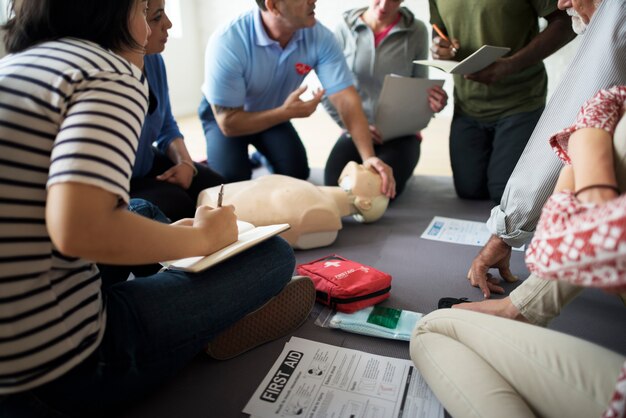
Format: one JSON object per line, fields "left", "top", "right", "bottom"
{"left": 411, "top": 86, "right": 626, "bottom": 418}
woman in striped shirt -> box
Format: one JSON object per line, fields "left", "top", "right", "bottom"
{"left": 0, "top": 1, "right": 313, "bottom": 416}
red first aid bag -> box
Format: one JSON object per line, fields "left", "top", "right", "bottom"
{"left": 296, "top": 254, "right": 392, "bottom": 313}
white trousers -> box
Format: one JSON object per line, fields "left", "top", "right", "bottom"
{"left": 410, "top": 309, "right": 624, "bottom": 418}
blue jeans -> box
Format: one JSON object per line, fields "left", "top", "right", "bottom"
{"left": 130, "top": 148, "right": 224, "bottom": 221}
{"left": 449, "top": 106, "right": 544, "bottom": 204}
{"left": 199, "top": 97, "right": 310, "bottom": 182}
{"left": 1, "top": 200, "right": 295, "bottom": 417}
{"left": 97, "top": 199, "right": 171, "bottom": 290}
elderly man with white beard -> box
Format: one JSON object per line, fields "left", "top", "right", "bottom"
{"left": 451, "top": 0, "right": 626, "bottom": 327}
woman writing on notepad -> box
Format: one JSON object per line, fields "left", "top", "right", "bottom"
{"left": 323, "top": 0, "right": 448, "bottom": 197}
{"left": 0, "top": 1, "right": 314, "bottom": 416}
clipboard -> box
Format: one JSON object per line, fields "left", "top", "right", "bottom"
{"left": 374, "top": 75, "right": 445, "bottom": 142}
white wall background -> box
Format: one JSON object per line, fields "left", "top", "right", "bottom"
{"left": 165, "top": 0, "right": 437, "bottom": 115}
{"left": 0, "top": 1, "right": 580, "bottom": 117}
{"left": 163, "top": 0, "right": 580, "bottom": 117}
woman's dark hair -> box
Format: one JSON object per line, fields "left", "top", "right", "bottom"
{"left": 2, "top": 0, "right": 143, "bottom": 53}
{"left": 255, "top": 0, "right": 267, "bottom": 11}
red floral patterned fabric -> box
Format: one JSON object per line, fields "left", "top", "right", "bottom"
{"left": 549, "top": 85, "right": 626, "bottom": 164}
{"left": 525, "top": 87, "right": 626, "bottom": 418}
{"left": 526, "top": 86, "right": 626, "bottom": 290}
{"left": 525, "top": 190, "right": 626, "bottom": 292}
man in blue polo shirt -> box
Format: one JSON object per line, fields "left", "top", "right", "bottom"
{"left": 198, "top": 0, "right": 396, "bottom": 198}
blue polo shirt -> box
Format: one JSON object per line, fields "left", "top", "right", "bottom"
{"left": 201, "top": 9, "right": 354, "bottom": 111}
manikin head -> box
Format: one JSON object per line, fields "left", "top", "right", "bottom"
{"left": 338, "top": 162, "right": 389, "bottom": 223}
{"left": 557, "top": 0, "right": 603, "bottom": 34}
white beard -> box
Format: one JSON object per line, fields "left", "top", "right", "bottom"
{"left": 567, "top": 7, "right": 588, "bottom": 35}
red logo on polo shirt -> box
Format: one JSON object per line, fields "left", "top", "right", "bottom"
{"left": 295, "top": 62, "right": 312, "bottom": 75}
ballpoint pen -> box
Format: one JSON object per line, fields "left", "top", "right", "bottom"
{"left": 217, "top": 184, "right": 224, "bottom": 207}
{"left": 432, "top": 23, "right": 458, "bottom": 55}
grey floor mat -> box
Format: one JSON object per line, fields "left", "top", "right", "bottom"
{"left": 118, "top": 174, "right": 626, "bottom": 418}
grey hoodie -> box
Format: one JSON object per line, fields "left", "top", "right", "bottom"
{"left": 323, "top": 7, "right": 429, "bottom": 127}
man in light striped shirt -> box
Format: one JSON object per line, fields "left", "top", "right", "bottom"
{"left": 458, "top": 0, "right": 626, "bottom": 325}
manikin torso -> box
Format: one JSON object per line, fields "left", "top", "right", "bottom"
{"left": 197, "top": 162, "right": 389, "bottom": 249}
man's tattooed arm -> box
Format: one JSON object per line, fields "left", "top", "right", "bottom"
{"left": 213, "top": 105, "right": 243, "bottom": 115}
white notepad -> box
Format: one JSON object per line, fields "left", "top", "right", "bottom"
{"left": 161, "top": 221, "right": 290, "bottom": 272}
{"left": 414, "top": 45, "right": 510, "bottom": 75}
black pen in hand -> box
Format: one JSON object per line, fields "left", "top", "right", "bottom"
{"left": 217, "top": 184, "right": 224, "bottom": 207}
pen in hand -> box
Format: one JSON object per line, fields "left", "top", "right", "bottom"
{"left": 217, "top": 184, "right": 224, "bottom": 207}
{"left": 432, "top": 23, "right": 458, "bottom": 55}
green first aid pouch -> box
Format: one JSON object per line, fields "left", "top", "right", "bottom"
{"left": 315, "top": 305, "right": 422, "bottom": 341}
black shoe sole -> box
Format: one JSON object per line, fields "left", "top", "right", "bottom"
{"left": 437, "top": 297, "right": 471, "bottom": 309}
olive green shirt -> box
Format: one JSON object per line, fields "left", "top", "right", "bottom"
{"left": 429, "top": 0, "right": 558, "bottom": 121}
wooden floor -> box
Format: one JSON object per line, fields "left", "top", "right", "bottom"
{"left": 177, "top": 107, "right": 453, "bottom": 177}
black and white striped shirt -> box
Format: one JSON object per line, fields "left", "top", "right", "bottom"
{"left": 0, "top": 38, "right": 148, "bottom": 393}
{"left": 488, "top": 0, "right": 626, "bottom": 247}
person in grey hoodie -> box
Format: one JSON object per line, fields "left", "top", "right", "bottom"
{"left": 323, "top": 0, "right": 447, "bottom": 197}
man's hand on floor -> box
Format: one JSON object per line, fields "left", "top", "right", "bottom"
{"left": 467, "top": 235, "right": 518, "bottom": 298}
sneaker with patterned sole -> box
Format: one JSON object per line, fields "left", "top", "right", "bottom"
{"left": 206, "top": 276, "right": 316, "bottom": 360}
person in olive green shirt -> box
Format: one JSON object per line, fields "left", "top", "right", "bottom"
{"left": 429, "top": 0, "right": 575, "bottom": 203}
